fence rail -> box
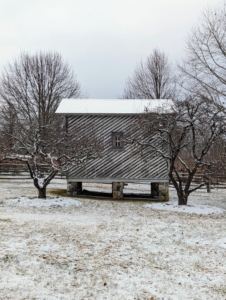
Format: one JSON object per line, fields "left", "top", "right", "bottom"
{"left": 170, "top": 172, "right": 226, "bottom": 190}
{"left": 1, "top": 165, "right": 226, "bottom": 190}
{"left": 0, "top": 163, "right": 66, "bottom": 180}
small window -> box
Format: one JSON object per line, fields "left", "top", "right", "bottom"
{"left": 112, "top": 132, "right": 124, "bottom": 150}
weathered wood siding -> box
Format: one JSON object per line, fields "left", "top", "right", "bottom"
{"left": 68, "top": 115, "right": 168, "bottom": 183}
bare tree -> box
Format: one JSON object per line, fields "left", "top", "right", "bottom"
{"left": 0, "top": 120, "right": 103, "bottom": 198}
{"left": 133, "top": 96, "right": 226, "bottom": 205}
{"left": 0, "top": 52, "right": 84, "bottom": 127}
{"left": 122, "top": 49, "right": 177, "bottom": 99}
{"left": 0, "top": 52, "right": 102, "bottom": 198}
{"left": 179, "top": 2, "right": 226, "bottom": 101}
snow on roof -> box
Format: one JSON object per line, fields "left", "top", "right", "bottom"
{"left": 56, "top": 99, "right": 174, "bottom": 115}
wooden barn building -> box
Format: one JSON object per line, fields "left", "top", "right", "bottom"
{"left": 56, "top": 99, "right": 173, "bottom": 201}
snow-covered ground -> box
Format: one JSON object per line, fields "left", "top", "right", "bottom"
{"left": 143, "top": 201, "right": 224, "bottom": 215}
{"left": 6, "top": 197, "right": 82, "bottom": 209}
{"left": 0, "top": 179, "right": 226, "bottom": 300}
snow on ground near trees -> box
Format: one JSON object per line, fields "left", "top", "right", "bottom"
{"left": 6, "top": 197, "right": 82, "bottom": 208}
{"left": 0, "top": 179, "right": 226, "bottom": 300}
{"left": 143, "top": 201, "right": 224, "bottom": 215}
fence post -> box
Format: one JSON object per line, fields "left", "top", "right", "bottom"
{"left": 206, "top": 177, "right": 211, "bottom": 193}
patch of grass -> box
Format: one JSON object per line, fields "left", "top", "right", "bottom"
{"left": 212, "top": 284, "right": 226, "bottom": 295}
{"left": 0, "top": 218, "right": 11, "bottom": 222}
{"left": 48, "top": 189, "right": 68, "bottom": 197}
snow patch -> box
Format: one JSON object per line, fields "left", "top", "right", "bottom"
{"left": 217, "top": 237, "right": 226, "bottom": 249}
{"left": 5, "top": 197, "right": 82, "bottom": 208}
{"left": 143, "top": 201, "right": 224, "bottom": 215}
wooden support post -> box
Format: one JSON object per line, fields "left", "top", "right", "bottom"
{"left": 112, "top": 182, "right": 124, "bottom": 200}
{"left": 158, "top": 182, "right": 169, "bottom": 201}
{"left": 67, "top": 182, "right": 83, "bottom": 196}
{"left": 207, "top": 178, "right": 211, "bottom": 193}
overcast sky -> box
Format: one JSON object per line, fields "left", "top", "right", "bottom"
{"left": 0, "top": 0, "right": 219, "bottom": 98}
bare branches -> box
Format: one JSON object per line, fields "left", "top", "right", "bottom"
{"left": 135, "top": 96, "right": 226, "bottom": 204}
{"left": 179, "top": 2, "right": 226, "bottom": 100}
{"left": 0, "top": 52, "right": 85, "bottom": 127}
{"left": 122, "top": 49, "right": 177, "bottom": 99}
{"left": 1, "top": 123, "right": 103, "bottom": 198}
{"left": 0, "top": 51, "right": 102, "bottom": 198}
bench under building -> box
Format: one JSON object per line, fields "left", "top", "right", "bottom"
{"left": 56, "top": 99, "right": 172, "bottom": 201}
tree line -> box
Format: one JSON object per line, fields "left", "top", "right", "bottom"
{"left": 0, "top": 2, "right": 226, "bottom": 204}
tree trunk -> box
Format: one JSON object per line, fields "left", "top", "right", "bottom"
{"left": 177, "top": 192, "right": 188, "bottom": 205}
{"left": 33, "top": 178, "right": 47, "bottom": 199}
{"left": 38, "top": 187, "right": 46, "bottom": 199}
{"left": 169, "top": 171, "right": 188, "bottom": 205}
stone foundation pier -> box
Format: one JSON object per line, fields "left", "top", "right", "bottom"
{"left": 151, "top": 182, "right": 159, "bottom": 198}
{"left": 67, "top": 182, "right": 83, "bottom": 196}
{"left": 151, "top": 182, "right": 169, "bottom": 201}
{"left": 112, "top": 182, "right": 124, "bottom": 200}
{"left": 158, "top": 182, "right": 169, "bottom": 201}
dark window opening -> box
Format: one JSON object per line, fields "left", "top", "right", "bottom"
{"left": 112, "top": 132, "right": 124, "bottom": 150}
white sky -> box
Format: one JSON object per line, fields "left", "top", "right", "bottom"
{"left": 0, "top": 0, "right": 218, "bottom": 98}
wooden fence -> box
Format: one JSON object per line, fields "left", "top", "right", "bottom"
{"left": 0, "top": 164, "right": 226, "bottom": 191}
{"left": 0, "top": 163, "right": 66, "bottom": 180}
{"left": 170, "top": 172, "right": 226, "bottom": 190}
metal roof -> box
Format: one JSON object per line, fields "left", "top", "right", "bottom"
{"left": 56, "top": 99, "right": 174, "bottom": 115}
